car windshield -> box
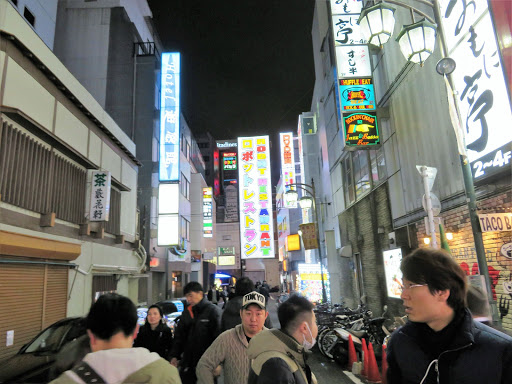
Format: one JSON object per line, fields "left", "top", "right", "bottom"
{"left": 24, "top": 323, "right": 70, "bottom": 353}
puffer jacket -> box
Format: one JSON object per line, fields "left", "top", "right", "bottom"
{"left": 170, "top": 297, "right": 221, "bottom": 370}
{"left": 247, "top": 328, "right": 317, "bottom": 384}
{"left": 387, "top": 308, "right": 512, "bottom": 383}
{"left": 133, "top": 321, "right": 173, "bottom": 359}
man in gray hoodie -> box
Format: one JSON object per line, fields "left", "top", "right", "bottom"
{"left": 50, "top": 293, "right": 181, "bottom": 384}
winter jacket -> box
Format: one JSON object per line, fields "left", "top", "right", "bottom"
{"left": 387, "top": 308, "right": 512, "bottom": 384}
{"left": 170, "top": 297, "right": 222, "bottom": 371}
{"left": 196, "top": 324, "right": 267, "bottom": 384}
{"left": 133, "top": 322, "right": 173, "bottom": 359}
{"left": 49, "top": 347, "right": 181, "bottom": 384}
{"left": 221, "top": 296, "right": 272, "bottom": 332}
{"left": 247, "top": 328, "right": 317, "bottom": 384}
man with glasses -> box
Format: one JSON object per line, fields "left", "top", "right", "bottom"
{"left": 386, "top": 248, "right": 512, "bottom": 384}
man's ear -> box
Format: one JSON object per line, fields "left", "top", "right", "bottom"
{"left": 264, "top": 311, "right": 269, "bottom": 320}
{"left": 436, "top": 289, "right": 451, "bottom": 303}
{"left": 131, "top": 324, "right": 140, "bottom": 340}
{"left": 87, "top": 330, "right": 96, "bottom": 350}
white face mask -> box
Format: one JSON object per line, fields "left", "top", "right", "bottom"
{"left": 302, "top": 322, "right": 316, "bottom": 350}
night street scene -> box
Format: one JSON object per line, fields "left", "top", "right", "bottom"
{"left": 0, "top": 0, "right": 511, "bottom": 383}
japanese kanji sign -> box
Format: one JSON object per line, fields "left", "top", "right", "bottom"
{"left": 279, "top": 132, "right": 296, "bottom": 195}
{"left": 238, "top": 135, "right": 274, "bottom": 259}
{"left": 159, "top": 52, "right": 181, "bottom": 182}
{"left": 330, "top": 0, "right": 362, "bottom": 15}
{"left": 332, "top": 14, "right": 367, "bottom": 46}
{"left": 203, "top": 187, "right": 213, "bottom": 238}
{"left": 299, "top": 223, "right": 319, "bottom": 250}
{"left": 89, "top": 171, "right": 111, "bottom": 222}
{"left": 336, "top": 45, "right": 372, "bottom": 78}
{"left": 439, "top": 0, "right": 512, "bottom": 180}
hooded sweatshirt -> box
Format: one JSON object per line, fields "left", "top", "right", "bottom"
{"left": 247, "top": 328, "right": 316, "bottom": 384}
{"left": 49, "top": 348, "right": 181, "bottom": 384}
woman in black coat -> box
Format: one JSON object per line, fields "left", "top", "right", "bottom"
{"left": 133, "top": 304, "right": 173, "bottom": 360}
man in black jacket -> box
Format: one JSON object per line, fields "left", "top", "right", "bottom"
{"left": 170, "top": 282, "right": 221, "bottom": 384}
{"left": 387, "top": 248, "right": 512, "bottom": 384}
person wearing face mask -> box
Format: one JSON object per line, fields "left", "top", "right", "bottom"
{"left": 247, "top": 294, "right": 318, "bottom": 384}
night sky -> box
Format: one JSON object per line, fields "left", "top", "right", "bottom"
{"left": 148, "top": 0, "right": 316, "bottom": 153}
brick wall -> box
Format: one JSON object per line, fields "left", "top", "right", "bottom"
{"left": 338, "top": 183, "right": 401, "bottom": 316}
{"left": 415, "top": 189, "right": 512, "bottom": 333}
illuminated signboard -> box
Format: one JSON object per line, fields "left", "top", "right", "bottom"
{"left": 218, "top": 256, "right": 236, "bottom": 266}
{"left": 343, "top": 111, "right": 379, "bottom": 147}
{"left": 336, "top": 46, "right": 372, "bottom": 78}
{"left": 218, "top": 246, "right": 235, "bottom": 255}
{"left": 238, "top": 135, "right": 274, "bottom": 259}
{"left": 279, "top": 132, "right": 295, "bottom": 191}
{"left": 203, "top": 187, "right": 213, "bottom": 238}
{"left": 332, "top": 14, "right": 367, "bottom": 46}
{"left": 297, "top": 263, "right": 330, "bottom": 303}
{"left": 339, "top": 78, "right": 375, "bottom": 110}
{"left": 439, "top": 1, "right": 512, "bottom": 180}
{"left": 159, "top": 53, "right": 180, "bottom": 181}
{"left": 157, "top": 183, "right": 180, "bottom": 246}
{"left": 383, "top": 248, "right": 403, "bottom": 298}
{"left": 223, "top": 152, "right": 237, "bottom": 170}
{"left": 330, "top": 0, "right": 362, "bottom": 15}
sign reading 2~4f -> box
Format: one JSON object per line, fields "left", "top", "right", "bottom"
{"left": 343, "top": 111, "right": 379, "bottom": 147}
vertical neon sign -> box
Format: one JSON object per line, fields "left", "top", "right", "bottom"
{"left": 159, "top": 52, "right": 180, "bottom": 181}
{"left": 238, "top": 135, "right": 274, "bottom": 259}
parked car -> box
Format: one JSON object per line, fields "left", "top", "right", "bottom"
{"left": 155, "top": 299, "right": 185, "bottom": 314}
{"left": 0, "top": 317, "right": 86, "bottom": 383}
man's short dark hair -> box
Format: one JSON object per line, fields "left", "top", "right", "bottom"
{"left": 235, "top": 277, "right": 255, "bottom": 296}
{"left": 401, "top": 248, "right": 467, "bottom": 311}
{"left": 278, "top": 294, "right": 314, "bottom": 334}
{"left": 86, "top": 293, "right": 137, "bottom": 340}
{"left": 184, "top": 281, "right": 203, "bottom": 295}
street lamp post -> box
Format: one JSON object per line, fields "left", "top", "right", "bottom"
{"left": 285, "top": 179, "right": 328, "bottom": 303}
{"left": 357, "top": 0, "right": 498, "bottom": 321}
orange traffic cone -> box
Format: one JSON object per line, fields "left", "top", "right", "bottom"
{"left": 381, "top": 345, "right": 388, "bottom": 384}
{"left": 367, "top": 342, "right": 382, "bottom": 383}
{"left": 348, "top": 334, "right": 357, "bottom": 370}
{"left": 361, "top": 338, "right": 368, "bottom": 377}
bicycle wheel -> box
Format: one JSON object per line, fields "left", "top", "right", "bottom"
{"left": 319, "top": 329, "right": 339, "bottom": 359}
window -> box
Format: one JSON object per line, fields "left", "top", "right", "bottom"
{"left": 353, "top": 151, "right": 371, "bottom": 199}
{"left": 181, "top": 217, "right": 190, "bottom": 241}
{"left": 23, "top": 6, "right": 35, "bottom": 26}
{"left": 342, "top": 158, "right": 355, "bottom": 206}
{"left": 342, "top": 148, "right": 386, "bottom": 207}
{"left": 11, "top": 0, "right": 18, "bottom": 7}
{"left": 222, "top": 235, "right": 232, "bottom": 240}
{"left": 180, "top": 173, "right": 190, "bottom": 199}
{"left": 185, "top": 142, "right": 190, "bottom": 160}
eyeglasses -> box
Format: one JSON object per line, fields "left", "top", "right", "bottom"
{"left": 399, "top": 283, "right": 427, "bottom": 293}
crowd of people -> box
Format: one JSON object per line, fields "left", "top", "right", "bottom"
{"left": 49, "top": 248, "right": 512, "bottom": 384}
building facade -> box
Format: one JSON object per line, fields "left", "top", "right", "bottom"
{"left": 307, "top": 0, "right": 512, "bottom": 333}
{"left": 0, "top": 0, "right": 141, "bottom": 359}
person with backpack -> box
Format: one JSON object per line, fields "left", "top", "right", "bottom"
{"left": 247, "top": 294, "right": 317, "bottom": 384}
{"left": 50, "top": 293, "right": 181, "bottom": 384}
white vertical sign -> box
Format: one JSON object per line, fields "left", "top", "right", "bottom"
{"left": 89, "top": 171, "right": 111, "bottom": 221}
{"left": 279, "top": 132, "right": 296, "bottom": 191}
{"left": 238, "top": 135, "right": 274, "bottom": 258}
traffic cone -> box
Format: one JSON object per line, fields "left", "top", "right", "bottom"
{"left": 361, "top": 338, "right": 368, "bottom": 377}
{"left": 381, "top": 345, "right": 388, "bottom": 384}
{"left": 367, "top": 342, "right": 382, "bottom": 383}
{"left": 348, "top": 335, "right": 357, "bottom": 370}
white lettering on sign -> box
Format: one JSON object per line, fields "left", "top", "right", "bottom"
{"left": 478, "top": 213, "right": 512, "bottom": 232}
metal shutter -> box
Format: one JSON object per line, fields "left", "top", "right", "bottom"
{"left": 0, "top": 262, "right": 68, "bottom": 360}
